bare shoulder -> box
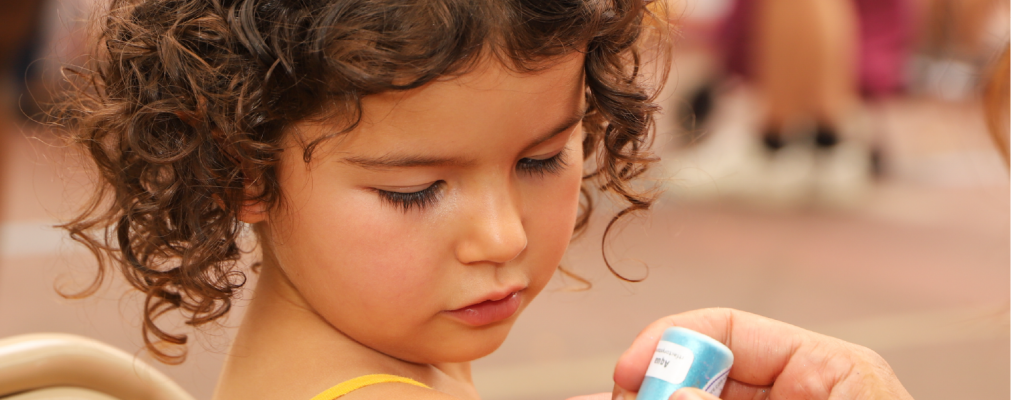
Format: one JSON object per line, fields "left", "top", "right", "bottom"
{"left": 338, "top": 381, "right": 462, "bottom": 400}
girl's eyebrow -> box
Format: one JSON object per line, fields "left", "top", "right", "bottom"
{"left": 521, "top": 109, "right": 586, "bottom": 152}
{"left": 342, "top": 110, "right": 586, "bottom": 170}
{"left": 343, "top": 153, "right": 475, "bottom": 169}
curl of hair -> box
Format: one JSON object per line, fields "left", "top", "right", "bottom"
{"left": 987, "top": 44, "right": 1011, "bottom": 168}
{"left": 53, "top": 0, "right": 669, "bottom": 363}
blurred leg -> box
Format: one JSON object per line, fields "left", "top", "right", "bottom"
{"left": 755, "top": 0, "right": 860, "bottom": 135}
{"left": 0, "top": 98, "right": 8, "bottom": 270}
{"left": 0, "top": 0, "right": 43, "bottom": 246}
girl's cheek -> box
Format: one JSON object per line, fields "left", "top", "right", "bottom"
{"left": 528, "top": 157, "right": 584, "bottom": 274}
{"left": 297, "top": 191, "right": 446, "bottom": 310}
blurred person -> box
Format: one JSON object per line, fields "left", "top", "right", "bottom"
{"left": 574, "top": 37, "right": 1010, "bottom": 400}
{"left": 0, "top": 99, "right": 5, "bottom": 259}
{"left": 0, "top": 0, "right": 49, "bottom": 119}
{"left": 0, "top": 19, "right": 64, "bottom": 245}
{"left": 753, "top": 0, "right": 861, "bottom": 149}
{"left": 0, "top": 0, "right": 48, "bottom": 254}
{"left": 719, "top": 0, "right": 912, "bottom": 149}
{"left": 660, "top": 0, "right": 915, "bottom": 207}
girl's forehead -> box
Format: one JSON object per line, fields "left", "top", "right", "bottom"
{"left": 364, "top": 53, "right": 585, "bottom": 120}
{"left": 306, "top": 54, "right": 587, "bottom": 159}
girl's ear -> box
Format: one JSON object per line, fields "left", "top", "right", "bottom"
{"left": 234, "top": 178, "right": 269, "bottom": 224}
{"left": 216, "top": 193, "right": 267, "bottom": 223}
{"left": 238, "top": 199, "right": 268, "bottom": 224}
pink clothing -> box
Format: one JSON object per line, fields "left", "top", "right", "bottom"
{"left": 854, "top": 0, "right": 914, "bottom": 97}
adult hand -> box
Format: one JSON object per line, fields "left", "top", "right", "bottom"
{"left": 568, "top": 308, "right": 913, "bottom": 400}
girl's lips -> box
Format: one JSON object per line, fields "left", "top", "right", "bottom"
{"left": 444, "top": 291, "right": 522, "bottom": 326}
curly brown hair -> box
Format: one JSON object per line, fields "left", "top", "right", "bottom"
{"left": 987, "top": 45, "right": 1011, "bottom": 168}
{"left": 55, "top": 0, "right": 669, "bottom": 364}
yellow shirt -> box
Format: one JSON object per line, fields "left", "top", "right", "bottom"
{"left": 310, "top": 374, "right": 430, "bottom": 400}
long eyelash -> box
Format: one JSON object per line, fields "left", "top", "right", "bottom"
{"left": 516, "top": 149, "right": 568, "bottom": 177}
{"left": 376, "top": 181, "right": 444, "bottom": 212}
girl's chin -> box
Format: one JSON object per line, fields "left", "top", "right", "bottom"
{"left": 384, "top": 322, "right": 518, "bottom": 364}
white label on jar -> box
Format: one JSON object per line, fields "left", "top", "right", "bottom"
{"left": 703, "top": 367, "right": 730, "bottom": 395}
{"left": 644, "top": 340, "right": 694, "bottom": 385}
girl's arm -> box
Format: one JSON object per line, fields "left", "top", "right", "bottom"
{"left": 571, "top": 308, "right": 912, "bottom": 400}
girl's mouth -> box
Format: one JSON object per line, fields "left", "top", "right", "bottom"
{"left": 443, "top": 291, "right": 523, "bottom": 326}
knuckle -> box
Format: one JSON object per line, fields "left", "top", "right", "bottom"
{"left": 846, "top": 343, "right": 889, "bottom": 367}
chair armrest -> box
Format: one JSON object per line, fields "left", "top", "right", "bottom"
{"left": 2, "top": 386, "right": 119, "bottom": 399}
{"left": 0, "top": 333, "right": 195, "bottom": 400}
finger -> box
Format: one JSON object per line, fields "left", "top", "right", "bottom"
{"left": 565, "top": 393, "right": 611, "bottom": 400}
{"left": 719, "top": 378, "right": 772, "bottom": 400}
{"left": 612, "top": 371, "right": 771, "bottom": 400}
{"left": 670, "top": 388, "right": 720, "bottom": 400}
{"left": 611, "top": 384, "right": 635, "bottom": 400}
{"left": 613, "top": 308, "right": 815, "bottom": 391}
{"left": 611, "top": 378, "right": 770, "bottom": 400}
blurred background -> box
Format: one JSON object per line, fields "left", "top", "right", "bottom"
{"left": 0, "top": 0, "right": 1007, "bottom": 399}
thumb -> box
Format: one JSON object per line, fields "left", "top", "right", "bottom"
{"left": 669, "top": 388, "right": 720, "bottom": 400}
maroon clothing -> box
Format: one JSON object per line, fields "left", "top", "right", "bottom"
{"left": 718, "top": 0, "right": 759, "bottom": 80}
{"left": 854, "top": 0, "right": 914, "bottom": 97}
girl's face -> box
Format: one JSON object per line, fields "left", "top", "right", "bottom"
{"left": 251, "top": 54, "right": 587, "bottom": 364}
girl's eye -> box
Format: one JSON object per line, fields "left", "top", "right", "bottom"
{"left": 516, "top": 149, "right": 568, "bottom": 177}
{"left": 376, "top": 181, "right": 444, "bottom": 212}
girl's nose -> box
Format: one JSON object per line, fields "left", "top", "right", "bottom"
{"left": 454, "top": 189, "right": 527, "bottom": 266}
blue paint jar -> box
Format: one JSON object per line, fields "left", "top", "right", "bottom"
{"left": 636, "top": 327, "right": 734, "bottom": 400}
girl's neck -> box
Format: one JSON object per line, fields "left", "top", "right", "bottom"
{"left": 212, "top": 260, "right": 479, "bottom": 400}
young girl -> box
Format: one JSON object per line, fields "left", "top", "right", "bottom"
{"left": 57, "top": 0, "right": 914, "bottom": 399}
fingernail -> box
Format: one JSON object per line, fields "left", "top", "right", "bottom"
{"left": 669, "top": 388, "right": 704, "bottom": 400}
{"left": 612, "top": 386, "right": 635, "bottom": 400}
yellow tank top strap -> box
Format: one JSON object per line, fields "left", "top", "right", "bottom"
{"left": 310, "top": 374, "right": 430, "bottom": 400}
